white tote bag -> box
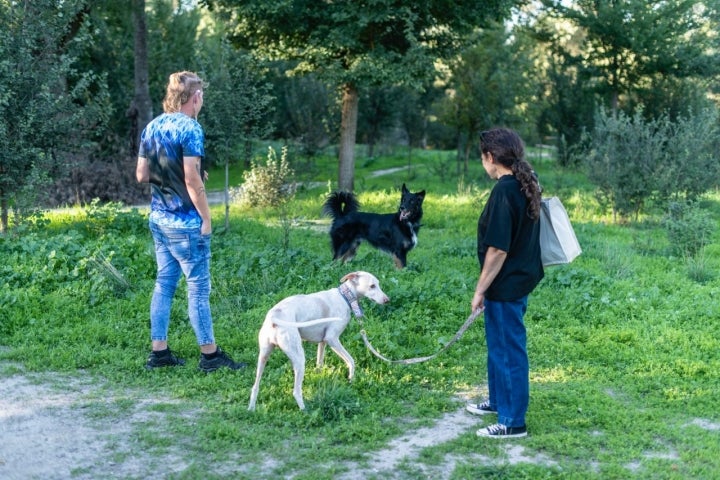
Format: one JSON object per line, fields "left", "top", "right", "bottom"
{"left": 539, "top": 196, "right": 581, "bottom": 266}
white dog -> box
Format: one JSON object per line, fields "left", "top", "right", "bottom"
{"left": 248, "top": 271, "right": 390, "bottom": 411}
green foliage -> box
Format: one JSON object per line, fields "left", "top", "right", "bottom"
{"left": 199, "top": 40, "right": 275, "bottom": 168}
{"left": 439, "top": 22, "right": 539, "bottom": 164}
{"left": 535, "top": 0, "right": 720, "bottom": 158}
{"left": 3, "top": 138, "right": 720, "bottom": 478}
{"left": 655, "top": 108, "right": 720, "bottom": 201}
{"left": 582, "top": 108, "right": 665, "bottom": 219}
{"left": 0, "top": 0, "right": 110, "bottom": 231}
{"left": 271, "top": 69, "right": 337, "bottom": 156}
{"left": 239, "top": 146, "right": 296, "bottom": 207}
{"left": 540, "top": 0, "right": 720, "bottom": 117}
{"left": 204, "top": 0, "right": 518, "bottom": 88}
{"left": 663, "top": 201, "right": 715, "bottom": 258}
{"left": 581, "top": 107, "right": 720, "bottom": 220}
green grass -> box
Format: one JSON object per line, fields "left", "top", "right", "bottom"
{"left": 2, "top": 147, "right": 719, "bottom": 479}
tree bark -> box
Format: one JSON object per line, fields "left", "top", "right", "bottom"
{"left": 1, "top": 188, "right": 7, "bottom": 234}
{"left": 129, "top": 0, "right": 153, "bottom": 156}
{"left": 338, "top": 83, "right": 359, "bottom": 192}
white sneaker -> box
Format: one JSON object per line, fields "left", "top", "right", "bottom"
{"left": 476, "top": 423, "right": 527, "bottom": 438}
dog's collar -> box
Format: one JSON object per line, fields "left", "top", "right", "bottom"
{"left": 338, "top": 283, "right": 364, "bottom": 317}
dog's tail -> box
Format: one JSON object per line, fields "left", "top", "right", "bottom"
{"left": 272, "top": 317, "right": 344, "bottom": 328}
{"left": 322, "top": 191, "right": 359, "bottom": 219}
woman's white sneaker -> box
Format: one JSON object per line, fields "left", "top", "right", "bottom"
{"left": 476, "top": 423, "right": 527, "bottom": 438}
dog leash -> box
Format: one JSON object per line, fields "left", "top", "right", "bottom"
{"left": 357, "top": 309, "right": 481, "bottom": 365}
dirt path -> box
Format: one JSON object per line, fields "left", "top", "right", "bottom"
{"left": 0, "top": 365, "right": 559, "bottom": 479}
{"left": 1, "top": 366, "right": 480, "bottom": 479}
{"left": 0, "top": 368, "right": 193, "bottom": 479}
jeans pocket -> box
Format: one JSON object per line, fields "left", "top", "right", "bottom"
{"left": 165, "top": 232, "right": 193, "bottom": 262}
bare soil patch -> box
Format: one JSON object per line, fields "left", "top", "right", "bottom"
{"left": 1, "top": 366, "right": 556, "bottom": 479}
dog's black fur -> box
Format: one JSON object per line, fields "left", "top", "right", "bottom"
{"left": 322, "top": 184, "right": 426, "bottom": 268}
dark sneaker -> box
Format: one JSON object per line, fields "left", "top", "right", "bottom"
{"left": 466, "top": 400, "right": 497, "bottom": 416}
{"left": 145, "top": 349, "right": 186, "bottom": 370}
{"left": 476, "top": 423, "right": 527, "bottom": 439}
{"left": 198, "top": 347, "right": 247, "bottom": 373}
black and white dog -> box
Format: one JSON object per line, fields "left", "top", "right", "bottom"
{"left": 322, "top": 184, "right": 426, "bottom": 268}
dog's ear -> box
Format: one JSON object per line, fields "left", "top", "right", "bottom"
{"left": 418, "top": 190, "right": 426, "bottom": 199}
{"left": 340, "top": 272, "right": 359, "bottom": 283}
{"left": 402, "top": 183, "right": 408, "bottom": 193}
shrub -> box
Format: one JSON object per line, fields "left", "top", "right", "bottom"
{"left": 662, "top": 201, "right": 715, "bottom": 258}
{"left": 580, "top": 106, "right": 720, "bottom": 221}
{"left": 237, "top": 146, "right": 296, "bottom": 207}
{"left": 655, "top": 108, "right": 720, "bottom": 201}
{"left": 582, "top": 108, "right": 665, "bottom": 221}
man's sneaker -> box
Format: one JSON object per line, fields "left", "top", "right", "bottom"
{"left": 466, "top": 400, "right": 497, "bottom": 416}
{"left": 198, "top": 347, "right": 248, "bottom": 373}
{"left": 145, "top": 349, "right": 186, "bottom": 370}
{"left": 476, "top": 423, "right": 527, "bottom": 439}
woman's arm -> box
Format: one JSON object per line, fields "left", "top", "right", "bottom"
{"left": 472, "top": 246, "right": 507, "bottom": 313}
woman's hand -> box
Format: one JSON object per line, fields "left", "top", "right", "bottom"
{"left": 471, "top": 291, "right": 485, "bottom": 314}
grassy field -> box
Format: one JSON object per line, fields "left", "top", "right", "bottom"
{"left": 1, "top": 146, "right": 719, "bottom": 479}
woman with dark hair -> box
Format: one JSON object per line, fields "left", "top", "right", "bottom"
{"left": 466, "top": 128, "right": 544, "bottom": 438}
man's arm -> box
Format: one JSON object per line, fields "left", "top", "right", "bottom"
{"left": 136, "top": 157, "right": 149, "bottom": 183}
{"left": 184, "top": 156, "right": 212, "bottom": 235}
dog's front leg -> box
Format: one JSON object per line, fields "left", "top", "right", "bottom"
{"left": 392, "top": 253, "right": 407, "bottom": 269}
{"left": 316, "top": 341, "right": 326, "bottom": 372}
{"left": 326, "top": 339, "right": 355, "bottom": 381}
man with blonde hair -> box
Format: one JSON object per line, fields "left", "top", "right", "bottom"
{"left": 136, "top": 71, "right": 246, "bottom": 372}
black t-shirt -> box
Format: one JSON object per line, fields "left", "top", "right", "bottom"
{"left": 477, "top": 175, "right": 544, "bottom": 301}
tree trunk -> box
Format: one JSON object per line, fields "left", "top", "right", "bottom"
{"left": 128, "top": 0, "right": 153, "bottom": 156}
{"left": 338, "top": 83, "right": 359, "bottom": 192}
{"left": 0, "top": 188, "right": 7, "bottom": 234}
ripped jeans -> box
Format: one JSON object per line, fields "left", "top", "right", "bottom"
{"left": 149, "top": 222, "right": 215, "bottom": 346}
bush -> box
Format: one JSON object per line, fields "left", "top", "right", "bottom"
{"left": 237, "top": 146, "right": 296, "bottom": 207}
{"left": 580, "top": 106, "right": 720, "bottom": 221}
{"left": 582, "top": 108, "right": 665, "bottom": 220}
{"left": 663, "top": 201, "right": 715, "bottom": 258}
{"left": 656, "top": 108, "right": 720, "bottom": 201}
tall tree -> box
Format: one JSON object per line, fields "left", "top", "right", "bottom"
{"left": 199, "top": 40, "right": 275, "bottom": 230}
{"left": 201, "top": 0, "right": 520, "bottom": 191}
{"left": 540, "top": 0, "right": 720, "bottom": 115}
{"left": 438, "top": 23, "right": 536, "bottom": 174}
{"left": 128, "top": 0, "right": 153, "bottom": 155}
{"left": 0, "top": 0, "right": 109, "bottom": 232}
{"left": 358, "top": 86, "right": 401, "bottom": 158}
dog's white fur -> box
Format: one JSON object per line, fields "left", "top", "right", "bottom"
{"left": 248, "top": 271, "right": 389, "bottom": 411}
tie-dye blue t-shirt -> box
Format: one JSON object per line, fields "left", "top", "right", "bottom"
{"left": 138, "top": 112, "right": 205, "bottom": 228}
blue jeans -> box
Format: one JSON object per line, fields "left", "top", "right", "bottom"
{"left": 149, "top": 222, "right": 215, "bottom": 346}
{"left": 484, "top": 296, "right": 529, "bottom": 428}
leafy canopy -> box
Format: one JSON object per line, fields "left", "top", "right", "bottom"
{"left": 201, "top": 0, "right": 521, "bottom": 88}
{"left": 540, "top": 0, "right": 720, "bottom": 109}
{"left": 0, "top": 0, "right": 109, "bottom": 230}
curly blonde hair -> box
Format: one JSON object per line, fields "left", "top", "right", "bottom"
{"left": 162, "top": 71, "right": 205, "bottom": 114}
